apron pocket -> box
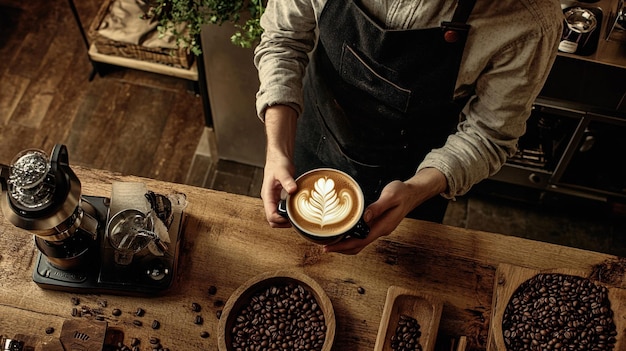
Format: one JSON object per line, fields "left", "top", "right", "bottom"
{"left": 339, "top": 44, "right": 412, "bottom": 113}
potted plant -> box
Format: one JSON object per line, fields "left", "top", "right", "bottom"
{"left": 149, "top": 0, "right": 265, "bottom": 54}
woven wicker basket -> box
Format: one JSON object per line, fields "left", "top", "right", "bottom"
{"left": 88, "top": 0, "right": 194, "bottom": 69}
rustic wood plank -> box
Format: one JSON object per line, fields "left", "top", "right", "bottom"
{"left": 98, "top": 83, "right": 173, "bottom": 177}
{"left": 147, "top": 89, "right": 205, "bottom": 183}
{"left": 0, "top": 122, "right": 37, "bottom": 164}
{"left": 0, "top": 73, "right": 30, "bottom": 124}
{"left": 0, "top": 3, "right": 25, "bottom": 65}
{"left": 64, "top": 79, "right": 134, "bottom": 169}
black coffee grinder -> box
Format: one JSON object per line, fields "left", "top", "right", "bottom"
{"left": 0, "top": 144, "right": 184, "bottom": 295}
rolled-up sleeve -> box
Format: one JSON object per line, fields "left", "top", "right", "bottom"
{"left": 253, "top": 0, "right": 320, "bottom": 121}
{"left": 418, "top": 6, "right": 563, "bottom": 198}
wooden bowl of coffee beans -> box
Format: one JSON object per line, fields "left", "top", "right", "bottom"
{"left": 487, "top": 263, "right": 624, "bottom": 351}
{"left": 373, "top": 285, "right": 443, "bottom": 351}
{"left": 217, "top": 270, "right": 336, "bottom": 351}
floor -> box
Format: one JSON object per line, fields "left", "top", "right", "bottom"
{"left": 186, "top": 127, "right": 626, "bottom": 258}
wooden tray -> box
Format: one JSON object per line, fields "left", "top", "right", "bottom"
{"left": 374, "top": 285, "right": 443, "bottom": 351}
{"left": 487, "top": 263, "right": 626, "bottom": 351}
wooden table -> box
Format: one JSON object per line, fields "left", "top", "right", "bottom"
{"left": 1, "top": 167, "right": 624, "bottom": 351}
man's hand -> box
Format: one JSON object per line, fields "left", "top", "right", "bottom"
{"left": 323, "top": 168, "right": 447, "bottom": 254}
{"left": 260, "top": 105, "right": 299, "bottom": 227}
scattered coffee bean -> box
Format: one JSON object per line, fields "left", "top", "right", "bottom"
{"left": 80, "top": 306, "right": 92, "bottom": 316}
{"left": 71, "top": 297, "right": 80, "bottom": 306}
{"left": 149, "top": 337, "right": 160, "bottom": 345}
{"left": 216, "top": 310, "right": 222, "bottom": 319}
{"left": 132, "top": 320, "right": 143, "bottom": 327}
{"left": 208, "top": 285, "right": 217, "bottom": 295}
{"left": 98, "top": 299, "right": 108, "bottom": 308}
{"left": 135, "top": 307, "right": 146, "bottom": 317}
{"left": 71, "top": 307, "right": 79, "bottom": 317}
{"left": 214, "top": 300, "right": 224, "bottom": 308}
{"left": 132, "top": 347, "right": 140, "bottom": 351}
{"left": 151, "top": 319, "right": 160, "bottom": 330}
{"left": 390, "top": 314, "right": 422, "bottom": 351}
{"left": 112, "top": 308, "right": 122, "bottom": 316}
{"left": 194, "top": 315, "right": 204, "bottom": 325}
{"left": 229, "top": 282, "right": 326, "bottom": 351}
{"left": 200, "top": 331, "right": 210, "bottom": 339}
{"left": 191, "top": 302, "right": 201, "bottom": 312}
{"left": 357, "top": 286, "right": 365, "bottom": 294}
{"left": 502, "top": 273, "right": 617, "bottom": 351}
{"left": 95, "top": 315, "right": 105, "bottom": 321}
{"left": 45, "top": 327, "right": 54, "bottom": 334}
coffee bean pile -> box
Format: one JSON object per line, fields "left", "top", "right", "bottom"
{"left": 390, "top": 314, "right": 423, "bottom": 351}
{"left": 502, "top": 273, "right": 617, "bottom": 351}
{"left": 230, "top": 283, "right": 327, "bottom": 351}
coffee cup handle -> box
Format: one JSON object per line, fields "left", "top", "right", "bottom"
{"left": 277, "top": 199, "right": 288, "bottom": 218}
{"left": 350, "top": 218, "right": 370, "bottom": 239}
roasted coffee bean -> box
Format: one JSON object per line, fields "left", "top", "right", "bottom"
{"left": 98, "top": 299, "right": 108, "bottom": 308}
{"left": 229, "top": 283, "right": 326, "bottom": 351}
{"left": 71, "top": 297, "right": 80, "bottom": 306}
{"left": 135, "top": 307, "right": 146, "bottom": 317}
{"left": 208, "top": 285, "right": 218, "bottom": 295}
{"left": 132, "top": 320, "right": 143, "bottom": 327}
{"left": 194, "top": 315, "right": 204, "bottom": 325}
{"left": 151, "top": 319, "right": 160, "bottom": 329}
{"left": 357, "top": 286, "right": 365, "bottom": 294}
{"left": 112, "top": 308, "right": 122, "bottom": 316}
{"left": 191, "top": 302, "right": 201, "bottom": 312}
{"left": 214, "top": 300, "right": 224, "bottom": 308}
{"left": 45, "top": 327, "right": 54, "bottom": 334}
{"left": 390, "top": 314, "right": 422, "bottom": 351}
{"left": 200, "top": 331, "right": 210, "bottom": 338}
{"left": 71, "top": 307, "right": 79, "bottom": 317}
{"left": 502, "top": 273, "right": 617, "bottom": 351}
{"left": 149, "top": 337, "right": 160, "bottom": 345}
{"left": 216, "top": 310, "right": 222, "bottom": 319}
{"left": 80, "top": 306, "right": 92, "bottom": 316}
{"left": 95, "top": 315, "right": 105, "bottom": 321}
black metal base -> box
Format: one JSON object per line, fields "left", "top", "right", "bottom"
{"left": 32, "top": 195, "right": 185, "bottom": 296}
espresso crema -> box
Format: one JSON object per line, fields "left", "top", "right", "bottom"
{"left": 288, "top": 170, "right": 363, "bottom": 236}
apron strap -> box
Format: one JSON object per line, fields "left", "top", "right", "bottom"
{"left": 451, "top": 0, "right": 477, "bottom": 24}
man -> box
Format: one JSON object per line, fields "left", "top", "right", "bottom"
{"left": 254, "top": 0, "right": 563, "bottom": 254}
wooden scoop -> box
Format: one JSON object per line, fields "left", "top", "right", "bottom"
{"left": 374, "top": 285, "right": 443, "bottom": 351}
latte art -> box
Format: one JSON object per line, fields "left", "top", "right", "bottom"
{"left": 295, "top": 177, "right": 353, "bottom": 228}
{"left": 287, "top": 168, "right": 364, "bottom": 238}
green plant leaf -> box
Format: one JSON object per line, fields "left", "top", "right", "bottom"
{"left": 149, "top": 0, "right": 265, "bottom": 54}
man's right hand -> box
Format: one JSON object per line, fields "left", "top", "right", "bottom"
{"left": 260, "top": 105, "right": 299, "bottom": 227}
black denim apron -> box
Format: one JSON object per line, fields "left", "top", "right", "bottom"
{"left": 295, "top": 0, "right": 476, "bottom": 222}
